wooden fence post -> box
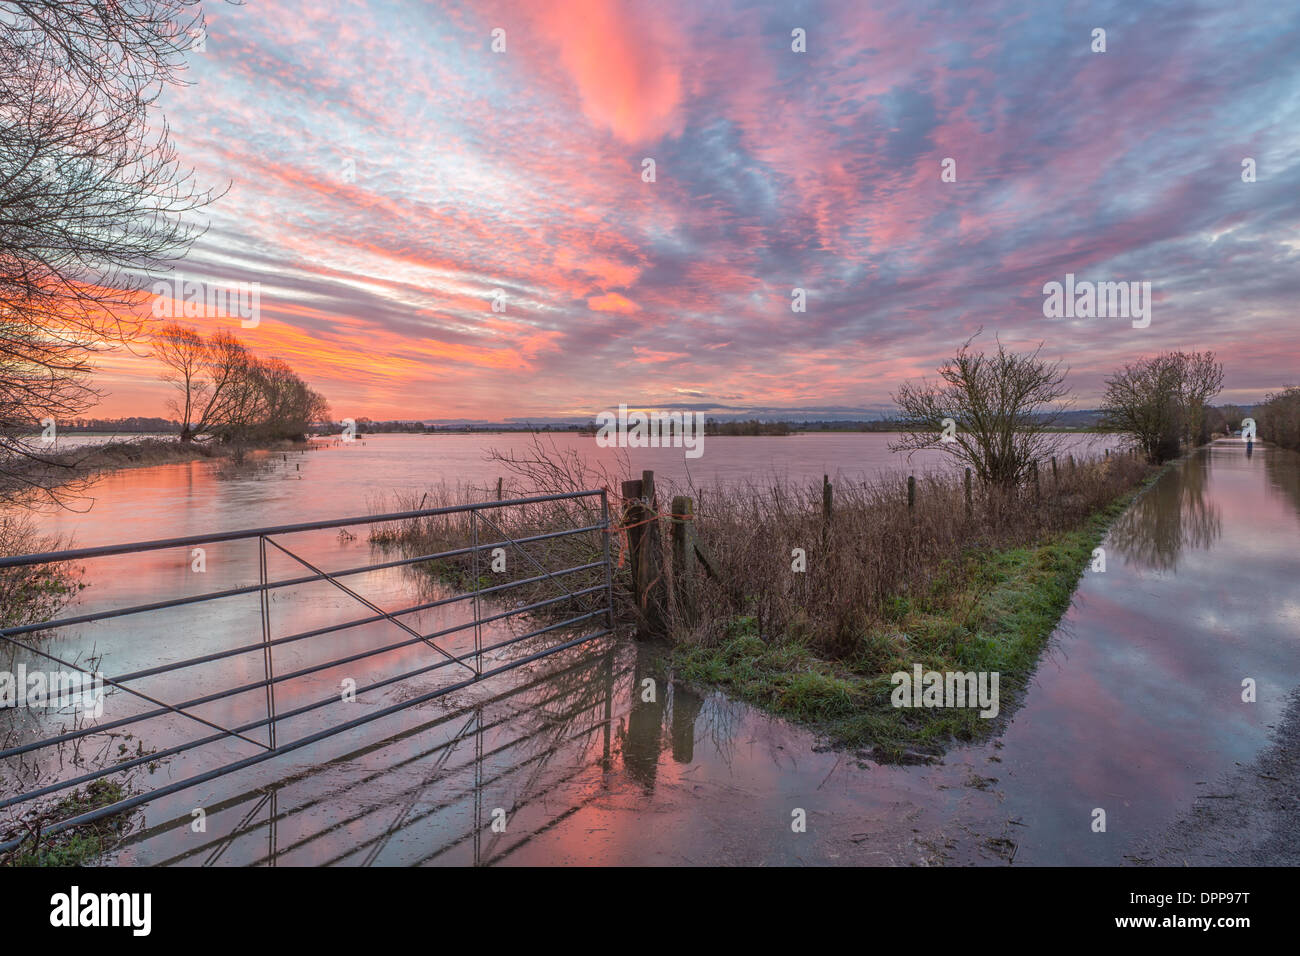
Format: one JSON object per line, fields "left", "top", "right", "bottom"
{"left": 496, "top": 476, "right": 503, "bottom": 501}
{"left": 822, "top": 475, "right": 833, "bottom": 545}
{"left": 964, "top": 467, "right": 972, "bottom": 516}
{"left": 671, "top": 495, "right": 696, "bottom": 625}
{"left": 1051, "top": 456, "right": 1058, "bottom": 482}
{"left": 637, "top": 470, "right": 667, "bottom": 639}
{"left": 620, "top": 477, "right": 644, "bottom": 598}
{"left": 907, "top": 474, "right": 916, "bottom": 510}
{"left": 619, "top": 477, "right": 646, "bottom": 637}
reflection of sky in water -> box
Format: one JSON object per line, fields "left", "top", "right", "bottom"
{"left": 8, "top": 437, "right": 1299, "bottom": 865}
{"left": 977, "top": 441, "right": 1300, "bottom": 864}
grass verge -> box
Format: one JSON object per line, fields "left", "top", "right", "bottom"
{"left": 1, "top": 780, "right": 131, "bottom": 867}
{"left": 672, "top": 470, "right": 1161, "bottom": 761}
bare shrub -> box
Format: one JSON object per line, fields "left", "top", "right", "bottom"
{"left": 674, "top": 453, "right": 1148, "bottom": 664}
{"left": 890, "top": 335, "right": 1072, "bottom": 487}
{"left": 1256, "top": 386, "right": 1300, "bottom": 452}
{"left": 365, "top": 435, "right": 1149, "bottom": 669}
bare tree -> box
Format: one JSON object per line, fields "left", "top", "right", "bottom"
{"left": 0, "top": 1, "right": 219, "bottom": 502}
{"left": 1256, "top": 386, "right": 1300, "bottom": 452}
{"left": 155, "top": 323, "right": 329, "bottom": 443}
{"left": 155, "top": 324, "right": 251, "bottom": 441}
{"left": 1219, "top": 404, "right": 1247, "bottom": 434}
{"left": 253, "top": 357, "right": 329, "bottom": 441}
{"left": 1101, "top": 351, "right": 1223, "bottom": 462}
{"left": 1178, "top": 351, "right": 1225, "bottom": 446}
{"left": 890, "top": 336, "right": 1071, "bottom": 487}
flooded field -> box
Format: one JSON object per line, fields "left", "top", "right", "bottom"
{"left": 4, "top": 435, "right": 1296, "bottom": 865}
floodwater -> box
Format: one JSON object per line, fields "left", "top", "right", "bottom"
{"left": 4, "top": 434, "right": 1296, "bottom": 865}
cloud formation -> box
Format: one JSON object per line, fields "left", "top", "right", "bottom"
{"left": 97, "top": 0, "right": 1300, "bottom": 420}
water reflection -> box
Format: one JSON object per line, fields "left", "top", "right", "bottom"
{"left": 24, "top": 437, "right": 1300, "bottom": 866}
{"left": 621, "top": 652, "right": 707, "bottom": 790}
{"left": 1263, "top": 442, "right": 1300, "bottom": 514}
{"left": 1108, "top": 449, "right": 1222, "bottom": 571}
{"left": 101, "top": 640, "right": 720, "bottom": 865}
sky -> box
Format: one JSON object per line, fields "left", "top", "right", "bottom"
{"left": 95, "top": 0, "right": 1300, "bottom": 421}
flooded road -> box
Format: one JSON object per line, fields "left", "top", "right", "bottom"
{"left": 6, "top": 436, "right": 1297, "bottom": 865}
{"left": 919, "top": 439, "right": 1300, "bottom": 864}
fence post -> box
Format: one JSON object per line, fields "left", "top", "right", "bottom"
{"left": 907, "top": 474, "right": 916, "bottom": 510}
{"left": 1051, "top": 456, "right": 1058, "bottom": 482}
{"left": 496, "top": 477, "right": 503, "bottom": 501}
{"left": 620, "top": 477, "right": 644, "bottom": 612}
{"left": 471, "top": 508, "right": 482, "bottom": 675}
{"left": 964, "top": 467, "right": 972, "bottom": 516}
{"left": 601, "top": 489, "right": 615, "bottom": 631}
{"left": 671, "top": 495, "right": 696, "bottom": 625}
{"left": 635, "top": 471, "right": 667, "bottom": 639}
{"left": 822, "top": 475, "right": 833, "bottom": 545}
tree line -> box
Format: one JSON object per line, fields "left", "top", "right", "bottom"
{"left": 50, "top": 417, "right": 182, "bottom": 434}
{"left": 890, "top": 337, "right": 1281, "bottom": 487}
{"left": 153, "top": 324, "right": 329, "bottom": 443}
{"left": 704, "top": 419, "right": 793, "bottom": 436}
{"left": 1254, "top": 387, "right": 1300, "bottom": 452}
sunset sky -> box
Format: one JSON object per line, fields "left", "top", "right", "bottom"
{"left": 98, "top": 0, "right": 1300, "bottom": 421}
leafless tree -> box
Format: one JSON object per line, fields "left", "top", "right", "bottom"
{"left": 890, "top": 335, "right": 1071, "bottom": 487}
{"left": 154, "top": 323, "right": 328, "bottom": 443}
{"left": 1, "top": 1, "right": 220, "bottom": 502}
{"left": 1256, "top": 386, "right": 1300, "bottom": 452}
{"left": 153, "top": 322, "right": 241, "bottom": 441}
{"left": 1101, "top": 351, "right": 1223, "bottom": 462}
{"left": 1178, "top": 351, "right": 1225, "bottom": 446}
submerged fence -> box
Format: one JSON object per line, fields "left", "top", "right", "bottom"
{"left": 0, "top": 490, "right": 614, "bottom": 856}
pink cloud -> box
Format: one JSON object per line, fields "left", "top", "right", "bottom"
{"left": 527, "top": 0, "right": 684, "bottom": 143}
{"left": 588, "top": 292, "right": 641, "bottom": 313}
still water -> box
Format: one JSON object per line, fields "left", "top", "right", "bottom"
{"left": 31, "top": 430, "right": 1122, "bottom": 546}
{"left": 4, "top": 434, "right": 1296, "bottom": 865}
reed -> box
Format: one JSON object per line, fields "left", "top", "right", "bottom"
{"left": 367, "top": 437, "right": 1153, "bottom": 755}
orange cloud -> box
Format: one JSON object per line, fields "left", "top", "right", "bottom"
{"left": 587, "top": 292, "right": 640, "bottom": 313}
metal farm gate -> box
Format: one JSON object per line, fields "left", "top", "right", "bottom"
{"left": 0, "top": 490, "right": 615, "bottom": 855}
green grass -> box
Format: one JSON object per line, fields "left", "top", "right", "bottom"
{"left": 672, "top": 474, "right": 1158, "bottom": 761}
{"left": 417, "top": 557, "right": 493, "bottom": 591}
{"left": 2, "top": 779, "right": 130, "bottom": 867}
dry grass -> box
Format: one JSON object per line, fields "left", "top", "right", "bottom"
{"left": 361, "top": 436, "right": 1154, "bottom": 755}
{"left": 366, "top": 467, "right": 616, "bottom": 632}
{"left": 676, "top": 453, "right": 1150, "bottom": 660}
{"left": 366, "top": 436, "right": 1147, "bottom": 655}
